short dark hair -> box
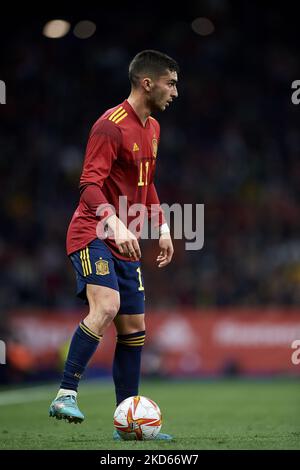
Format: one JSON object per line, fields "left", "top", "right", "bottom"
{"left": 129, "top": 50, "right": 179, "bottom": 88}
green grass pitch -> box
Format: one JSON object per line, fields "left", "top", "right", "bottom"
{"left": 0, "top": 379, "right": 299, "bottom": 450}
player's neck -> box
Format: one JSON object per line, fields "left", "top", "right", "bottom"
{"left": 127, "top": 94, "right": 151, "bottom": 127}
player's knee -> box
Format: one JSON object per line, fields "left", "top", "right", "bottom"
{"left": 86, "top": 299, "right": 120, "bottom": 334}
{"left": 87, "top": 285, "right": 120, "bottom": 321}
{"left": 115, "top": 314, "right": 145, "bottom": 335}
{"left": 129, "top": 317, "right": 145, "bottom": 333}
{"left": 101, "top": 301, "right": 120, "bottom": 323}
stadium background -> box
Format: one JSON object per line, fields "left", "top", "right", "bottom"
{"left": 0, "top": 1, "right": 299, "bottom": 450}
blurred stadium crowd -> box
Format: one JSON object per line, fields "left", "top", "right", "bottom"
{"left": 0, "top": 2, "right": 299, "bottom": 313}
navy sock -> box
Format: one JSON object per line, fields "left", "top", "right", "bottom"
{"left": 113, "top": 330, "right": 146, "bottom": 406}
{"left": 60, "top": 321, "right": 101, "bottom": 391}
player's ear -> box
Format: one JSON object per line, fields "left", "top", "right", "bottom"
{"left": 142, "top": 77, "right": 153, "bottom": 92}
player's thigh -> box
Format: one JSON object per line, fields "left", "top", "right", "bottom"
{"left": 86, "top": 284, "right": 120, "bottom": 315}
{"left": 114, "top": 313, "right": 145, "bottom": 335}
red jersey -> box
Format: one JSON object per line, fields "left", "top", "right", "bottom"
{"left": 66, "top": 99, "right": 165, "bottom": 260}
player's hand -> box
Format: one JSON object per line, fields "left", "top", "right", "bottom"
{"left": 117, "top": 230, "right": 141, "bottom": 261}
{"left": 156, "top": 233, "right": 174, "bottom": 268}
{"left": 106, "top": 215, "right": 141, "bottom": 260}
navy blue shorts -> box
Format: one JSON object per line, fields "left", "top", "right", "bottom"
{"left": 69, "top": 238, "right": 145, "bottom": 314}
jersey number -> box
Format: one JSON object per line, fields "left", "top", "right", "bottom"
{"left": 138, "top": 161, "right": 150, "bottom": 187}
{"left": 136, "top": 267, "right": 144, "bottom": 291}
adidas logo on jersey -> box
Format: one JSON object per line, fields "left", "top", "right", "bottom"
{"left": 133, "top": 143, "right": 140, "bottom": 151}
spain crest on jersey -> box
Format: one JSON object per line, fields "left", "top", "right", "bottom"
{"left": 152, "top": 138, "right": 158, "bottom": 158}
{"left": 95, "top": 257, "right": 110, "bottom": 275}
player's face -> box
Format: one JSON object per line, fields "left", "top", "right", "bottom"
{"left": 150, "top": 70, "right": 178, "bottom": 112}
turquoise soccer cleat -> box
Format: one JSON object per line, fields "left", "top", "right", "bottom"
{"left": 113, "top": 430, "right": 173, "bottom": 441}
{"left": 49, "top": 395, "right": 84, "bottom": 424}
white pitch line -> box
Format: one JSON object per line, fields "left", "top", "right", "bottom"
{"left": 0, "top": 381, "right": 111, "bottom": 406}
{"left": 0, "top": 385, "right": 55, "bottom": 406}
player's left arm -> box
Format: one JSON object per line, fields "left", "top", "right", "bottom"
{"left": 146, "top": 182, "right": 174, "bottom": 268}
{"left": 146, "top": 119, "right": 174, "bottom": 267}
{"left": 157, "top": 231, "right": 174, "bottom": 268}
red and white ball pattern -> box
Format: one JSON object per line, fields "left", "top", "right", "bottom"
{"left": 113, "top": 395, "right": 162, "bottom": 440}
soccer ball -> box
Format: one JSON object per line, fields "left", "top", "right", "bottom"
{"left": 113, "top": 395, "right": 162, "bottom": 440}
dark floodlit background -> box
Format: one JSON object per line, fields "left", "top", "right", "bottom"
{"left": 0, "top": 0, "right": 299, "bottom": 413}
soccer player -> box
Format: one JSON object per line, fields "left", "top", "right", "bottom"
{"left": 49, "top": 50, "right": 178, "bottom": 440}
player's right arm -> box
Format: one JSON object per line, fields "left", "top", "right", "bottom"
{"left": 105, "top": 214, "right": 141, "bottom": 260}
{"left": 79, "top": 119, "right": 141, "bottom": 260}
